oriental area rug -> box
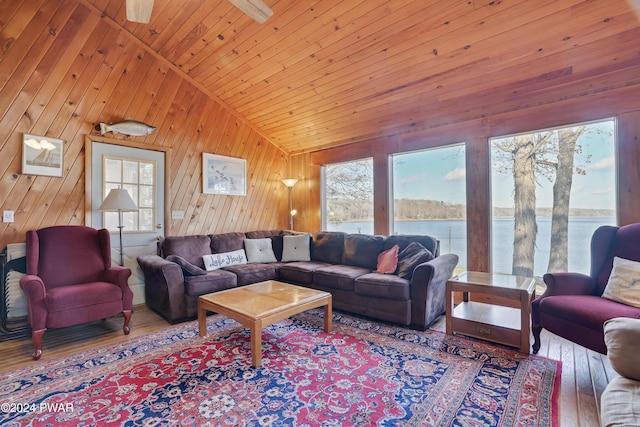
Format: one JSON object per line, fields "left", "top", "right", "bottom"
{"left": 1, "top": 310, "right": 560, "bottom": 426}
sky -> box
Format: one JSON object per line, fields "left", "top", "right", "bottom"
{"left": 392, "top": 119, "right": 617, "bottom": 211}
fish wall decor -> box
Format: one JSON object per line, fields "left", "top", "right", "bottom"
{"left": 98, "top": 120, "right": 156, "bottom": 136}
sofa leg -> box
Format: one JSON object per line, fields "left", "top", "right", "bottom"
{"left": 31, "top": 329, "right": 46, "bottom": 360}
{"left": 123, "top": 310, "right": 132, "bottom": 335}
{"left": 532, "top": 324, "right": 542, "bottom": 354}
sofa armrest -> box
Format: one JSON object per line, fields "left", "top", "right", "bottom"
{"left": 138, "top": 254, "right": 183, "bottom": 275}
{"left": 604, "top": 317, "right": 640, "bottom": 381}
{"left": 409, "top": 253, "right": 459, "bottom": 330}
{"left": 600, "top": 317, "right": 640, "bottom": 427}
{"left": 541, "top": 271, "right": 596, "bottom": 297}
{"left": 137, "top": 254, "right": 187, "bottom": 322}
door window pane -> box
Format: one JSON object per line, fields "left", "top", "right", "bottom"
{"left": 104, "top": 158, "right": 121, "bottom": 182}
{"left": 122, "top": 160, "right": 138, "bottom": 184}
{"left": 102, "top": 156, "right": 156, "bottom": 233}
{"left": 490, "top": 119, "right": 616, "bottom": 277}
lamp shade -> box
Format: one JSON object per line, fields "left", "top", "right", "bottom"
{"left": 98, "top": 188, "right": 138, "bottom": 212}
{"left": 281, "top": 178, "right": 298, "bottom": 188}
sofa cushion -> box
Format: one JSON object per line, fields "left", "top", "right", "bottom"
{"left": 223, "top": 263, "right": 277, "bottom": 286}
{"left": 539, "top": 295, "right": 640, "bottom": 332}
{"left": 166, "top": 254, "right": 208, "bottom": 276}
{"left": 600, "top": 376, "right": 640, "bottom": 427}
{"left": 342, "top": 234, "right": 385, "bottom": 270}
{"left": 354, "top": 273, "right": 410, "bottom": 301}
{"left": 244, "top": 238, "right": 277, "bottom": 263}
{"left": 313, "top": 264, "right": 370, "bottom": 291}
{"left": 160, "top": 235, "right": 211, "bottom": 268}
{"left": 397, "top": 242, "right": 434, "bottom": 279}
{"left": 46, "top": 282, "right": 123, "bottom": 312}
{"left": 184, "top": 270, "right": 237, "bottom": 297}
{"left": 604, "top": 317, "right": 640, "bottom": 381}
{"left": 203, "top": 249, "right": 247, "bottom": 271}
{"left": 245, "top": 230, "right": 283, "bottom": 239}
{"left": 210, "top": 232, "right": 246, "bottom": 253}
{"left": 270, "top": 235, "right": 285, "bottom": 261}
{"left": 602, "top": 257, "right": 640, "bottom": 308}
{"left": 311, "top": 231, "right": 345, "bottom": 264}
{"left": 278, "top": 261, "right": 332, "bottom": 285}
{"left": 375, "top": 245, "right": 399, "bottom": 274}
{"left": 385, "top": 234, "right": 439, "bottom": 257}
{"left": 282, "top": 234, "right": 311, "bottom": 262}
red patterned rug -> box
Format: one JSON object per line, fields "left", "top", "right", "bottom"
{"left": 1, "top": 310, "right": 560, "bottom": 426}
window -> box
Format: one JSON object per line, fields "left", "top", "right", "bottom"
{"left": 391, "top": 144, "right": 467, "bottom": 267}
{"left": 490, "top": 119, "right": 616, "bottom": 277}
{"left": 322, "top": 158, "right": 374, "bottom": 234}
{"left": 102, "top": 155, "right": 156, "bottom": 232}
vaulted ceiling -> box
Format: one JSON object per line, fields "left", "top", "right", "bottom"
{"left": 84, "top": 0, "right": 640, "bottom": 154}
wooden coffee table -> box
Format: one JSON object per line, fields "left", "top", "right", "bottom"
{"left": 198, "top": 280, "right": 332, "bottom": 367}
{"left": 445, "top": 271, "right": 536, "bottom": 353}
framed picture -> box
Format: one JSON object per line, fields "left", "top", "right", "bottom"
{"left": 22, "top": 134, "right": 64, "bottom": 177}
{"left": 202, "top": 153, "right": 246, "bottom": 196}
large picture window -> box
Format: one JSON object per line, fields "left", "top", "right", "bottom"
{"left": 322, "top": 158, "right": 374, "bottom": 233}
{"left": 391, "top": 144, "right": 466, "bottom": 268}
{"left": 490, "top": 119, "right": 616, "bottom": 277}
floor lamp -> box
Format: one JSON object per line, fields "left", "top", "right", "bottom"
{"left": 98, "top": 188, "right": 138, "bottom": 266}
{"left": 281, "top": 178, "right": 298, "bottom": 230}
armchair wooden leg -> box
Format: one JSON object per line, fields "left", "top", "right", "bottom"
{"left": 532, "top": 324, "right": 542, "bottom": 354}
{"left": 123, "top": 310, "right": 132, "bottom": 335}
{"left": 31, "top": 329, "right": 46, "bottom": 360}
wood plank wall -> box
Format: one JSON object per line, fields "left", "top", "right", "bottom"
{"left": 297, "top": 97, "right": 640, "bottom": 272}
{"left": 0, "top": 0, "right": 290, "bottom": 250}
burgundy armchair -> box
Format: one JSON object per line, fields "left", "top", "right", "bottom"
{"left": 532, "top": 223, "right": 640, "bottom": 354}
{"left": 19, "top": 225, "right": 133, "bottom": 360}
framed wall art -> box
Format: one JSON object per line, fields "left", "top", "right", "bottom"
{"left": 202, "top": 153, "right": 246, "bottom": 196}
{"left": 22, "top": 134, "right": 64, "bottom": 177}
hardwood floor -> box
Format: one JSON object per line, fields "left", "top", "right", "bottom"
{"left": 1, "top": 305, "right": 614, "bottom": 426}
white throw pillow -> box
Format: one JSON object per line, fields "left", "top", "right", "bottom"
{"left": 203, "top": 249, "right": 247, "bottom": 271}
{"left": 282, "top": 234, "right": 311, "bottom": 262}
{"left": 602, "top": 257, "right": 640, "bottom": 308}
{"left": 244, "top": 238, "right": 277, "bottom": 263}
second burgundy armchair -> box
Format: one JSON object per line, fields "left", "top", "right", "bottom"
{"left": 532, "top": 223, "right": 640, "bottom": 354}
{"left": 19, "top": 225, "right": 134, "bottom": 360}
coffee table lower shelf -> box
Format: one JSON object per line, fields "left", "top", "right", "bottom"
{"left": 450, "top": 301, "right": 523, "bottom": 348}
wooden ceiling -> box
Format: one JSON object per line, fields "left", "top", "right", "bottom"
{"left": 84, "top": 0, "right": 640, "bottom": 154}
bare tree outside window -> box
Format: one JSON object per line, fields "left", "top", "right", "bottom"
{"left": 324, "top": 159, "right": 373, "bottom": 232}
{"left": 491, "top": 119, "right": 616, "bottom": 277}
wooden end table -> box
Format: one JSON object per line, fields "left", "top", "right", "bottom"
{"left": 198, "top": 280, "right": 332, "bottom": 368}
{"left": 445, "top": 271, "right": 536, "bottom": 353}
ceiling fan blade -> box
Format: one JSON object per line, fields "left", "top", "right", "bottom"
{"left": 229, "top": 0, "right": 273, "bottom": 24}
{"left": 126, "top": 0, "right": 154, "bottom": 24}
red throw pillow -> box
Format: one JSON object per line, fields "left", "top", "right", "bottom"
{"left": 375, "top": 245, "right": 399, "bottom": 274}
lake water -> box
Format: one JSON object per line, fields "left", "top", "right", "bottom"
{"left": 328, "top": 217, "right": 617, "bottom": 277}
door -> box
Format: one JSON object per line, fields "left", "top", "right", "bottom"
{"left": 89, "top": 140, "right": 166, "bottom": 305}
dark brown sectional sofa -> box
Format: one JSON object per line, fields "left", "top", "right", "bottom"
{"left": 137, "top": 230, "right": 459, "bottom": 330}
